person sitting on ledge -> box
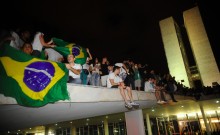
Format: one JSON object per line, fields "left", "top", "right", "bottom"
{"left": 145, "top": 76, "right": 167, "bottom": 104}
{"left": 107, "top": 66, "right": 139, "bottom": 108}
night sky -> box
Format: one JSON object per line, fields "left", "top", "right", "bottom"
{"left": 1, "top": 0, "right": 219, "bottom": 75}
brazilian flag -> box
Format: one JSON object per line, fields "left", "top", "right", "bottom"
{"left": 0, "top": 45, "right": 69, "bottom": 107}
{"left": 52, "top": 38, "right": 88, "bottom": 65}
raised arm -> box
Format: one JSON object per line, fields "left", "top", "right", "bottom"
{"left": 86, "top": 48, "right": 93, "bottom": 61}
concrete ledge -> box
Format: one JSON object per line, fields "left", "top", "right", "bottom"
{"left": 0, "top": 84, "right": 156, "bottom": 104}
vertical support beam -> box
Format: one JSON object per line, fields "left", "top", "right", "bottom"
{"left": 199, "top": 103, "right": 211, "bottom": 135}
{"left": 71, "top": 126, "right": 76, "bottom": 135}
{"left": 44, "top": 126, "right": 49, "bottom": 135}
{"left": 146, "top": 113, "right": 152, "bottom": 135}
{"left": 104, "top": 119, "right": 109, "bottom": 135}
{"left": 125, "top": 110, "right": 146, "bottom": 135}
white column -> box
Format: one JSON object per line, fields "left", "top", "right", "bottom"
{"left": 104, "top": 119, "right": 109, "bottom": 135}
{"left": 125, "top": 109, "right": 146, "bottom": 135}
{"left": 199, "top": 103, "right": 211, "bottom": 135}
{"left": 146, "top": 113, "right": 152, "bottom": 135}
{"left": 71, "top": 126, "right": 76, "bottom": 135}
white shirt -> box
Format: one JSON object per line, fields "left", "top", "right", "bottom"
{"left": 144, "top": 81, "right": 155, "bottom": 92}
{"left": 32, "top": 32, "right": 43, "bottom": 51}
{"left": 69, "top": 63, "right": 82, "bottom": 78}
{"left": 107, "top": 72, "right": 122, "bottom": 88}
{"left": 115, "top": 63, "right": 126, "bottom": 77}
{"left": 45, "top": 48, "right": 63, "bottom": 62}
{"left": 91, "top": 63, "right": 100, "bottom": 73}
{"left": 10, "top": 31, "right": 21, "bottom": 50}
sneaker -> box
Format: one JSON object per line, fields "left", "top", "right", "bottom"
{"left": 130, "top": 102, "right": 140, "bottom": 106}
{"left": 125, "top": 102, "right": 133, "bottom": 109}
{"left": 161, "top": 100, "right": 167, "bottom": 103}
{"left": 157, "top": 100, "right": 163, "bottom": 104}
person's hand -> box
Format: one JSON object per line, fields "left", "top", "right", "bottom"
{"left": 47, "top": 39, "right": 53, "bottom": 45}
{"left": 86, "top": 48, "right": 90, "bottom": 53}
{"left": 51, "top": 45, "right": 56, "bottom": 48}
{"left": 58, "top": 57, "right": 64, "bottom": 62}
{"left": 99, "top": 71, "right": 102, "bottom": 75}
{"left": 65, "top": 63, "right": 71, "bottom": 69}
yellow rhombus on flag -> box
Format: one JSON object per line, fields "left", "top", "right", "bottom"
{"left": 0, "top": 45, "right": 69, "bottom": 107}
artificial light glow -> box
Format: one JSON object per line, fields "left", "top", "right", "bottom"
{"left": 55, "top": 124, "right": 58, "bottom": 126}
{"left": 18, "top": 130, "right": 20, "bottom": 132}
{"left": 216, "top": 101, "right": 219, "bottom": 103}
{"left": 119, "top": 119, "right": 122, "bottom": 121}
{"left": 206, "top": 111, "right": 215, "bottom": 115}
{"left": 114, "top": 129, "right": 119, "bottom": 132}
{"left": 161, "top": 114, "right": 164, "bottom": 115}
{"left": 29, "top": 128, "right": 31, "bottom": 130}
{"left": 152, "top": 109, "right": 155, "bottom": 112}
{"left": 177, "top": 114, "right": 186, "bottom": 118}
{"left": 211, "top": 120, "right": 220, "bottom": 123}
{"left": 187, "top": 113, "right": 196, "bottom": 117}
{"left": 35, "top": 133, "right": 44, "bottom": 135}
{"left": 218, "top": 107, "right": 220, "bottom": 109}
{"left": 181, "top": 106, "right": 184, "bottom": 107}
{"left": 8, "top": 131, "right": 10, "bottom": 133}
{"left": 86, "top": 123, "right": 89, "bottom": 126}
{"left": 106, "top": 116, "right": 108, "bottom": 119}
{"left": 86, "top": 118, "right": 90, "bottom": 121}
{"left": 70, "top": 121, "right": 72, "bottom": 123}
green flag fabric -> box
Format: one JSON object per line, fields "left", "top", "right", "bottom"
{"left": 0, "top": 44, "right": 69, "bottom": 107}
{"left": 52, "top": 38, "right": 88, "bottom": 65}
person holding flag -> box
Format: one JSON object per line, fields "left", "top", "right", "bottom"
{"left": 65, "top": 54, "right": 82, "bottom": 84}
{"left": 46, "top": 37, "right": 88, "bottom": 84}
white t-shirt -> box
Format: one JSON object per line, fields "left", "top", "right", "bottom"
{"left": 45, "top": 48, "right": 63, "bottom": 62}
{"left": 10, "top": 31, "right": 21, "bottom": 50}
{"left": 32, "top": 32, "right": 43, "bottom": 51}
{"left": 144, "top": 81, "right": 155, "bottom": 92}
{"left": 107, "top": 72, "right": 122, "bottom": 88}
{"left": 115, "top": 63, "right": 126, "bottom": 77}
{"left": 91, "top": 63, "right": 100, "bottom": 73}
{"left": 69, "top": 63, "right": 82, "bottom": 78}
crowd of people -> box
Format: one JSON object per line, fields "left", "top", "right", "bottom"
{"left": 0, "top": 28, "right": 181, "bottom": 108}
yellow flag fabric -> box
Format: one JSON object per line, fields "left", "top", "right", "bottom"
{"left": 0, "top": 45, "right": 69, "bottom": 107}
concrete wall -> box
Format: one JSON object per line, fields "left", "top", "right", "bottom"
{"left": 0, "top": 84, "right": 156, "bottom": 104}
{"left": 183, "top": 6, "right": 220, "bottom": 86}
{"left": 159, "top": 17, "right": 191, "bottom": 87}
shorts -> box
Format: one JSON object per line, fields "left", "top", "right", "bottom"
{"left": 111, "top": 85, "right": 119, "bottom": 88}
{"left": 135, "top": 79, "right": 141, "bottom": 87}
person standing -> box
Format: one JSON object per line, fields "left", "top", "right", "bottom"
{"left": 81, "top": 48, "right": 92, "bottom": 85}
{"left": 100, "top": 57, "right": 109, "bottom": 87}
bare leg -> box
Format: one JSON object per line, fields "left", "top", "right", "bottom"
{"left": 119, "top": 86, "right": 129, "bottom": 103}
{"left": 155, "top": 91, "right": 161, "bottom": 101}
{"left": 126, "top": 87, "right": 134, "bottom": 102}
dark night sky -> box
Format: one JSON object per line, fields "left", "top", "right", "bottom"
{"left": 1, "top": 0, "right": 219, "bottom": 74}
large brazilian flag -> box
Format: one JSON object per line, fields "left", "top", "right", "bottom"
{"left": 0, "top": 44, "right": 69, "bottom": 107}
{"left": 52, "top": 38, "right": 88, "bottom": 65}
